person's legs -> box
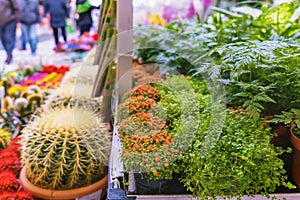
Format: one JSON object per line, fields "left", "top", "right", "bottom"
{"left": 61, "top": 26, "right": 67, "bottom": 43}
{"left": 0, "top": 26, "right": 7, "bottom": 51}
{"left": 3, "top": 20, "right": 17, "bottom": 64}
{"left": 20, "top": 24, "right": 27, "bottom": 50}
{"left": 28, "top": 24, "right": 38, "bottom": 55}
{"left": 79, "top": 25, "right": 91, "bottom": 35}
{"left": 52, "top": 27, "right": 59, "bottom": 45}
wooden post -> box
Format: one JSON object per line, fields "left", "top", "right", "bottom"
{"left": 109, "top": 0, "right": 133, "bottom": 184}
{"left": 116, "top": 0, "right": 133, "bottom": 97}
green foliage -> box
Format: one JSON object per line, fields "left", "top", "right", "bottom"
{"left": 182, "top": 112, "right": 294, "bottom": 199}
{"left": 269, "top": 108, "right": 300, "bottom": 128}
{"left": 150, "top": 110, "right": 295, "bottom": 199}
{"left": 204, "top": 40, "right": 300, "bottom": 117}
{"left": 133, "top": 3, "right": 300, "bottom": 77}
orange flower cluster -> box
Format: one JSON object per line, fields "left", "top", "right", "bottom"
{"left": 118, "top": 84, "right": 174, "bottom": 172}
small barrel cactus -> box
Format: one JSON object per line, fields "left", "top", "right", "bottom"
{"left": 21, "top": 107, "right": 111, "bottom": 190}
{"left": 0, "top": 129, "right": 12, "bottom": 151}
{"left": 43, "top": 83, "right": 102, "bottom": 112}
{"left": 60, "top": 65, "right": 97, "bottom": 86}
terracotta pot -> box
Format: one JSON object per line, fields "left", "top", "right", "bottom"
{"left": 263, "top": 116, "right": 290, "bottom": 137}
{"left": 19, "top": 167, "right": 108, "bottom": 200}
{"left": 291, "top": 130, "right": 300, "bottom": 188}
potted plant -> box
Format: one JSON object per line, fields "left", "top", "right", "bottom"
{"left": 274, "top": 109, "right": 300, "bottom": 187}
{"left": 142, "top": 110, "right": 295, "bottom": 199}
{"left": 19, "top": 106, "right": 111, "bottom": 199}
{"left": 118, "top": 74, "right": 205, "bottom": 194}
{"left": 118, "top": 73, "right": 295, "bottom": 198}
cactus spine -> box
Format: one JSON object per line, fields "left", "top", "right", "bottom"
{"left": 21, "top": 107, "right": 111, "bottom": 190}
{"left": 44, "top": 83, "right": 102, "bottom": 112}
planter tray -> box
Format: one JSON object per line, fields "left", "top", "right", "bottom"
{"left": 129, "top": 194, "right": 300, "bottom": 200}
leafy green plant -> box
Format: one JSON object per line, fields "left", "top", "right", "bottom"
{"left": 202, "top": 40, "right": 300, "bottom": 117}
{"left": 149, "top": 110, "right": 295, "bottom": 199}
{"left": 269, "top": 109, "right": 300, "bottom": 136}
{"left": 118, "top": 75, "right": 205, "bottom": 174}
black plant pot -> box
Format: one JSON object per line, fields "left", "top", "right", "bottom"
{"left": 134, "top": 173, "right": 190, "bottom": 195}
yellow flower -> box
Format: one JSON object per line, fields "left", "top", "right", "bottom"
{"left": 8, "top": 85, "right": 26, "bottom": 96}
{"left": 148, "top": 14, "right": 167, "bottom": 26}
{"left": 8, "top": 72, "right": 17, "bottom": 78}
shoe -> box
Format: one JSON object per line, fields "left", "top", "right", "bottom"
{"left": 19, "top": 48, "right": 26, "bottom": 51}
{"left": 4, "top": 55, "right": 12, "bottom": 64}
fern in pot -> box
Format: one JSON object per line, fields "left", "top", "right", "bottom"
{"left": 19, "top": 106, "right": 111, "bottom": 199}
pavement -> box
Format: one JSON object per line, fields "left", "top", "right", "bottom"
{"left": 0, "top": 24, "right": 80, "bottom": 74}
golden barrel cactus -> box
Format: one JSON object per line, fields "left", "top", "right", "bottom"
{"left": 20, "top": 107, "right": 111, "bottom": 190}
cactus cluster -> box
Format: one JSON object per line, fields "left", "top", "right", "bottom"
{"left": 0, "top": 129, "right": 11, "bottom": 151}
{"left": 44, "top": 83, "right": 102, "bottom": 112}
{"left": 60, "top": 64, "right": 98, "bottom": 86}
{"left": 21, "top": 107, "right": 111, "bottom": 190}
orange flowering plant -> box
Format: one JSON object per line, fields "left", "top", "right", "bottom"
{"left": 117, "top": 75, "right": 204, "bottom": 177}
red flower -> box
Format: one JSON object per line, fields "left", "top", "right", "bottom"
{"left": 0, "top": 190, "right": 33, "bottom": 200}
{"left": 15, "top": 190, "right": 34, "bottom": 200}
{"left": 42, "top": 65, "right": 57, "bottom": 73}
{"left": 0, "top": 154, "right": 21, "bottom": 176}
{"left": 0, "top": 149, "right": 19, "bottom": 160}
{"left": 0, "top": 171, "right": 19, "bottom": 192}
{"left": 92, "top": 34, "right": 98, "bottom": 41}
{"left": 5, "top": 137, "right": 21, "bottom": 156}
{"left": 0, "top": 192, "right": 14, "bottom": 200}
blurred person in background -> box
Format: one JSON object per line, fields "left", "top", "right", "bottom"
{"left": 43, "top": 0, "right": 69, "bottom": 47}
{"left": 0, "top": 0, "right": 21, "bottom": 64}
{"left": 19, "top": 0, "right": 40, "bottom": 55}
{"left": 20, "top": 25, "right": 26, "bottom": 50}
{"left": 76, "top": 0, "right": 93, "bottom": 35}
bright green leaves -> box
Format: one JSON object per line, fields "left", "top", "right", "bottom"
{"left": 253, "top": 3, "right": 297, "bottom": 37}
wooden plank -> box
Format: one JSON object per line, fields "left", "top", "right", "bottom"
{"left": 116, "top": 0, "right": 133, "bottom": 97}
{"left": 109, "top": 0, "right": 133, "bottom": 181}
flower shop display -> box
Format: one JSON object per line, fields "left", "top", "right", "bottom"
{"left": 54, "top": 32, "right": 98, "bottom": 53}
{"left": 117, "top": 71, "right": 295, "bottom": 198}
{"left": 0, "top": 0, "right": 299, "bottom": 199}
{"left": 20, "top": 106, "right": 111, "bottom": 199}
{"left": 8, "top": 65, "right": 70, "bottom": 97}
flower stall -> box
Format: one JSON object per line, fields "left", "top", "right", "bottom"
{"left": 1, "top": 0, "right": 300, "bottom": 199}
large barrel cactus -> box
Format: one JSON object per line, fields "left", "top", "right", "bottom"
{"left": 20, "top": 107, "right": 111, "bottom": 190}
{"left": 43, "top": 83, "right": 102, "bottom": 112}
